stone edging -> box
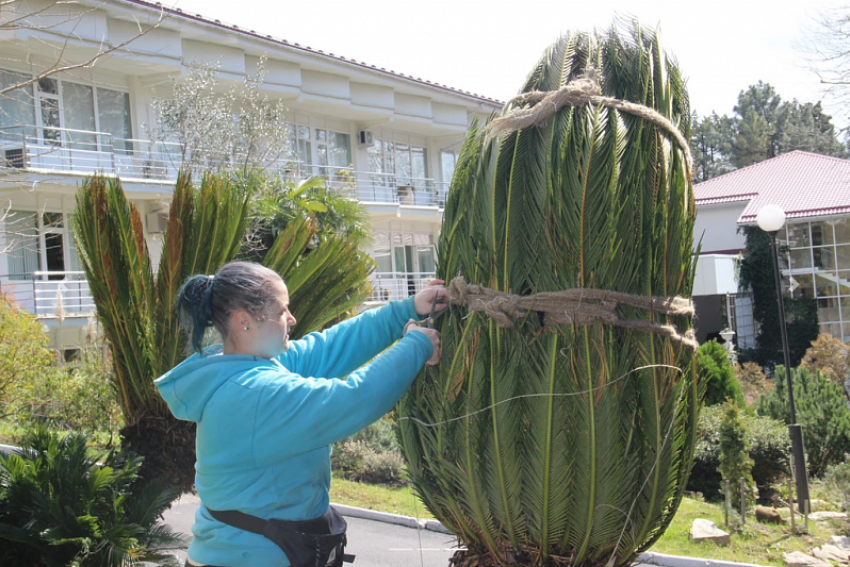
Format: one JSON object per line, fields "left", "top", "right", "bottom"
{"left": 637, "top": 551, "right": 768, "bottom": 567}
{"left": 331, "top": 503, "right": 453, "bottom": 535}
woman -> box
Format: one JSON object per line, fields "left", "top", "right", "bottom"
{"left": 154, "top": 261, "right": 445, "bottom": 567}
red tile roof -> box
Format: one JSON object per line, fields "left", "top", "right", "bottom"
{"left": 118, "top": 0, "right": 503, "bottom": 106}
{"left": 694, "top": 151, "right": 850, "bottom": 224}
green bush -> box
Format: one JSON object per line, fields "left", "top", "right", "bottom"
{"left": 758, "top": 365, "right": 850, "bottom": 477}
{"left": 0, "top": 425, "right": 186, "bottom": 566}
{"left": 718, "top": 401, "right": 756, "bottom": 507}
{"left": 688, "top": 404, "right": 788, "bottom": 501}
{"left": 332, "top": 415, "right": 407, "bottom": 485}
{"left": 821, "top": 458, "right": 850, "bottom": 512}
{"left": 11, "top": 344, "right": 122, "bottom": 438}
{"left": 698, "top": 340, "right": 745, "bottom": 406}
{"left": 0, "top": 295, "right": 55, "bottom": 417}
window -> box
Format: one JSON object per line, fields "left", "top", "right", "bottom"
{"left": 441, "top": 150, "right": 456, "bottom": 183}
{"left": 0, "top": 70, "right": 35, "bottom": 135}
{"left": 785, "top": 218, "right": 850, "bottom": 341}
{"left": 0, "top": 69, "right": 132, "bottom": 150}
{"left": 97, "top": 88, "right": 133, "bottom": 151}
{"left": 4, "top": 210, "right": 80, "bottom": 279}
{"left": 368, "top": 139, "right": 428, "bottom": 189}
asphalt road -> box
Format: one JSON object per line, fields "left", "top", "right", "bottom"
{"left": 160, "top": 494, "right": 460, "bottom": 567}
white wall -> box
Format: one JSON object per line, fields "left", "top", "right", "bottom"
{"left": 693, "top": 202, "right": 748, "bottom": 253}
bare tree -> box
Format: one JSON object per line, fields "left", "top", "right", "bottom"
{"left": 803, "top": 5, "right": 850, "bottom": 125}
{"left": 0, "top": 0, "right": 166, "bottom": 98}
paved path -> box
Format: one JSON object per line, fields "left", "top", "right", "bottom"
{"left": 161, "top": 494, "right": 460, "bottom": 567}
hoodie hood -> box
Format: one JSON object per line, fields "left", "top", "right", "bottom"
{"left": 154, "top": 346, "right": 279, "bottom": 422}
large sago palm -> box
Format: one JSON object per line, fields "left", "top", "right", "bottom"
{"left": 73, "top": 172, "right": 373, "bottom": 491}
{"left": 397, "top": 23, "right": 700, "bottom": 567}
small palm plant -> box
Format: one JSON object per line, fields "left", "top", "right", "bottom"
{"left": 397, "top": 23, "right": 699, "bottom": 567}
{"left": 0, "top": 425, "right": 186, "bottom": 567}
{"left": 73, "top": 171, "right": 373, "bottom": 491}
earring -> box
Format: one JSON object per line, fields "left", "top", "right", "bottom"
{"left": 244, "top": 326, "right": 250, "bottom": 331}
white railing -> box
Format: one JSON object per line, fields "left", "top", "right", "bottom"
{"left": 0, "top": 271, "right": 94, "bottom": 318}
{"left": 0, "top": 125, "right": 449, "bottom": 208}
{"left": 369, "top": 272, "right": 437, "bottom": 302}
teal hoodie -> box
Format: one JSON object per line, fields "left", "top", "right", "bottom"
{"left": 154, "top": 297, "right": 432, "bottom": 567}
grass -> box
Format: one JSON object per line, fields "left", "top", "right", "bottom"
{"left": 327, "top": 482, "right": 847, "bottom": 566}
{"left": 641, "top": 497, "right": 845, "bottom": 566}
{"left": 329, "top": 473, "right": 435, "bottom": 520}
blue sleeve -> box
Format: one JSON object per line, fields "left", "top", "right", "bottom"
{"left": 277, "top": 297, "right": 419, "bottom": 379}
{"left": 252, "top": 331, "right": 433, "bottom": 466}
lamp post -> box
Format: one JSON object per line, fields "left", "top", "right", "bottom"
{"left": 756, "top": 204, "right": 810, "bottom": 517}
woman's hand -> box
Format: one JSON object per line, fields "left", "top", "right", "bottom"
{"left": 404, "top": 320, "right": 442, "bottom": 366}
{"left": 413, "top": 279, "right": 450, "bottom": 317}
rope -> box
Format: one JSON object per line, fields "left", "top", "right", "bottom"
{"left": 486, "top": 74, "right": 693, "bottom": 174}
{"left": 447, "top": 277, "right": 698, "bottom": 351}
{"left": 398, "top": 364, "right": 682, "bottom": 428}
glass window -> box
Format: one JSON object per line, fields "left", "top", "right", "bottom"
{"left": 297, "top": 125, "right": 311, "bottom": 166}
{"left": 834, "top": 219, "right": 850, "bottom": 245}
{"left": 38, "top": 78, "right": 58, "bottom": 95}
{"left": 791, "top": 273, "right": 814, "bottom": 298}
{"left": 374, "top": 253, "right": 392, "bottom": 273}
{"left": 789, "top": 248, "right": 812, "bottom": 270}
{"left": 0, "top": 70, "right": 35, "bottom": 133}
{"left": 97, "top": 88, "right": 132, "bottom": 151}
{"left": 61, "top": 82, "right": 96, "bottom": 150}
{"left": 42, "top": 212, "right": 64, "bottom": 228}
{"left": 417, "top": 246, "right": 436, "bottom": 273}
{"left": 5, "top": 210, "right": 39, "bottom": 278}
{"left": 441, "top": 150, "right": 456, "bottom": 183}
{"left": 818, "top": 297, "right": 841, "bottom": 322}
{"left": 328, "top": 132, "right": 350, "bottom": 169}
{"left": 815, "top": 273, "right": 838, "bottom": 297}
{"left": 811, "top": 222, "right": 835, "bottom": 246}
{"left": 837, "top": 244, "right": 850, "bottom": 270}
{"left": 813, "top": 246, "right": 836, "bottom": 271}
{"left": 823, "top": 322, "right": 842, "bottom": 338}
{"left": 786, "top": 223, "right": 810, "bottom": 248}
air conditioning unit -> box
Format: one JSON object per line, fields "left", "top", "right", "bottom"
{"left": 357, "top": 130, "right": 374, "bottom": 147}
{"left": 3, "top": 147, "right": 25, "bottom": 169}
{"left": 146, "top": 212, "right": 169, "bottom": 234}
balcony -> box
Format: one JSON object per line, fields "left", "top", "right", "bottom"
{"left": 0, "top": 125, "right": 449, "bottom": 208}
{"left": 0, "top": 272, "right": 94, "bottom": 319}
{"left": 368, "top": 272, "right": 437, "bottom": 303}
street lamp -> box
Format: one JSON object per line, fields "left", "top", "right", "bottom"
{"left": 756, "top": 204, "right": 810, "bottom": 517}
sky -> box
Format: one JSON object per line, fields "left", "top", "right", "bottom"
{"left": 169, "top": 0, "right": 846, "bottom": 126}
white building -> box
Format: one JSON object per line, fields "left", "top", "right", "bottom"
{"left": 692, "top": 150, "right": 850, "bottom": 347}
{"left": 0, "top": 0, "right": 502, "bottom": 351}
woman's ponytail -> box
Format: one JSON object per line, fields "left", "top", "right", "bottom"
{"left": 176, "top": 274, "right": 216, "bottom": 354}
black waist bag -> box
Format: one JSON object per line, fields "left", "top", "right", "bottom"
{"left": 207, "top": 506, "right": 355, "bottom": 567}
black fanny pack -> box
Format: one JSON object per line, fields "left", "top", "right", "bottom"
{"left": 207, "top": 505, "right": 355, "bottom": 567}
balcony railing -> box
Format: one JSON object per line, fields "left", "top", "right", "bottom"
{"left": 0, "top": 271, "right": 94, "bottom": 319}
{"left": 369, "top": 272, "right": 437, "bottom": 303}
{"left": 0, "top": 125, "right": 450, "bottom": 208}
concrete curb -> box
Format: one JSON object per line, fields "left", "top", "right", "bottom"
{"left": 637, "top": 551, "right": 769, "bottom": 567}
{"left": 331, "top": 503, "right": 453, "bottom": 535}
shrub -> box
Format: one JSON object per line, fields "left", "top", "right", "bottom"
{"left": 734, "top": 362, "right": 774, "bottom": 406}
{"left": 0, "top": 425, "right": 186, "bottom": 566}
{"left": 332, "top": 415, "right": 407, "bottom": 485}
{"left": 11, "top": 343, "right": 122, "bottom": 439}
{"left": 688, "top": 404, "right": 788, "bottom": 501}
{"left": 758, "top": 365, "right": 850, "bottom": 476}
{"left": 718, "top": 401, "right": 756, "bottom": 507}
{"left": 800, "top": 333, "right": 850, "bottom": 391}
{"left": 698, "top": 340, "right": 744, "bottom": 406}
{"left": 0, "top": 295, "right": 55, "bottom": 417}
{"left": 821, "top": 458, "right": 850, "bottom": 512}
